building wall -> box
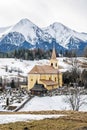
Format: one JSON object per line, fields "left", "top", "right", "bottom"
{"left": 28, "top": 74, "right": 40, "bottom": 90}
{"left": 59, "top": 73, "right": 62, "bottom": 87}
{"left": 28, "top": 73, "right": 62, "bottom": 90}
{"left": 50, "top": 59, "right": 58, "bottom": 69}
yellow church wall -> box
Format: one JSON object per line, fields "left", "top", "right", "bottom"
{"left": 59, "top": 73, "right": 62, "bottom": 87}
{"left": 28, "top": 74, "right": 40, "bottom": 90}
{"left": 40, "top": 74, "right": 59, "bottom": 82}
{"left": 50, "top": 59, "right": 58, "bottom": 69}
{"left": 40, "top": 74, "right": 46, "bottom": 80}
{"left": 28, "top": 73, "right": 62, "bottom": 90}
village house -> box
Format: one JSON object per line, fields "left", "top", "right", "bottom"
{"left": 28, "top": 48, "right": 62, "bottom": 95}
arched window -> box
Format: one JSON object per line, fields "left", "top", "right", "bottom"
{"left": 51, "top": 63, "right": 53, "bottom": 66}
{"left": 49, "top": 77, "right": 51, "bottom": 80}
{"left": 55, "top": 63, "right": 57, "bottom": 67}
{"left": 55, "top": 77, "right": 56, "bottom": 81}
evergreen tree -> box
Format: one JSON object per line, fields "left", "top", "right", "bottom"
{"left": 83, "top": 46, "right": 87, "bottom": 57}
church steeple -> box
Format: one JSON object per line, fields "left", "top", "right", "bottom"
{"left": 51, "top": 47, "right": 56, "bottom": 59}
{"left": 50, "top": 47, "right": 58, "bottom": 69}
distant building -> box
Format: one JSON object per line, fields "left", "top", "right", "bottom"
{"left": 28, "top": 48, "right": 62, "bottom": 94}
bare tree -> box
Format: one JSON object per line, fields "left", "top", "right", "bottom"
{"left": 64, "top": 58, "right": 87, "bottom": 111}
{"left": 64, "top": 87, "right": 87, "bottom": 111}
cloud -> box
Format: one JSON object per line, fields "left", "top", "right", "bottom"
{"left": 0, "top": 0, "right": 87, "bottom": 32}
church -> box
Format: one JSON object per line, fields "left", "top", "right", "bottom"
{"left": 28, "top": 48, "right": 62, "bottom": 94}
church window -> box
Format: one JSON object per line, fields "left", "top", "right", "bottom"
{"left": 51, "top": 63, "right": 53, "bottom": 66}
{"left": 49, "top": 77, "right": 51, "bottom": 80}
{"left": 55, "top": 77, "right": 56, "bottom": 81}
{"left": 55, "top": 63, "right": 57, "bottom": 67}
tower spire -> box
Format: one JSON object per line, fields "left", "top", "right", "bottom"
{"left": 51, "top": 43, "right": 56, "bottom": 59}
{"left": 50, "top": 42, "right": 58, "bottom": 69}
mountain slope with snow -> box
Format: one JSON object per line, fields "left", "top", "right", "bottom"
{"left": 11, "top": 18, "right": 52, "bottom": 45}
{"left": 43, "top": 22, "right": 87, "bottom": 48}
{"left": 11, "top": 18, "right": 40, "bottom": 44}
{"left": 0, "top": 18, "right": 87, "bottom": 53}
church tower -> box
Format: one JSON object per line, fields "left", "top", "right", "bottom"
{"left": 50, "top": 47, "right": 58, "bottom": 69}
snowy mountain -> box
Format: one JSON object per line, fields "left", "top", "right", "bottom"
{"left": 0, "top": 18, "right": 87, "bottom": 53}
{"left": 11, "top": 18, "right": 41, "bottom": 44}
{"left": 43, "top": 22, "right": 87, "bottom": 49}
{"left": 0, "top": 32, "right": 25, "bottom": 52}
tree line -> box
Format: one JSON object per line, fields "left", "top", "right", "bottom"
{"left": 63, "top": 68, "right": 87, "bottom": 88}
{"left": 0, "top": 49, "right": 53, "bottom": 60}
{"left": 0, "top": 46, "right": 87, "bottom": 59}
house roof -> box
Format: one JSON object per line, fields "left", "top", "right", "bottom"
{"left": 29, "top": 65, "right": 59, "bottom": 74}
{"left": 40, "top": 79, "right": 58, "bottom": 86}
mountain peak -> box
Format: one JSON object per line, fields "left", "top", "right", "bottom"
{"left": 15, "top": 18, "right": 36, "bottom": 27}
{"left": 11, "top": 18, "right": 42, "bottom": 45}
{"left": 51, "top": 22, "right": 62, "bottom": 26}
{"left": 18, "top": 18, "right": 33, "bottom": 25}
{"left": 49, "top": 22, "right": 70, "bottom": 31}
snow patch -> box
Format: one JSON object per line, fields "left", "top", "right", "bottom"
{"left": 0, "top": 114, "right": 64, "bottom": 124}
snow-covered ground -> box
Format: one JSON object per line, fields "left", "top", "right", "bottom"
{"left": 0, "top": 114, "right": 64, "bottom": 124}
{"left": 0, "top": 58, "right": 50, "bottom": 80}
{"left": 19, "top": 96, "right": 69, "bottom": 111}
{"left": 19, "top": 95, "right": 87, "bottom": 112}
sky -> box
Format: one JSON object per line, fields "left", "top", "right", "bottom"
{"left": 0, "top": 0, "right": 87, "bottom": 32}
